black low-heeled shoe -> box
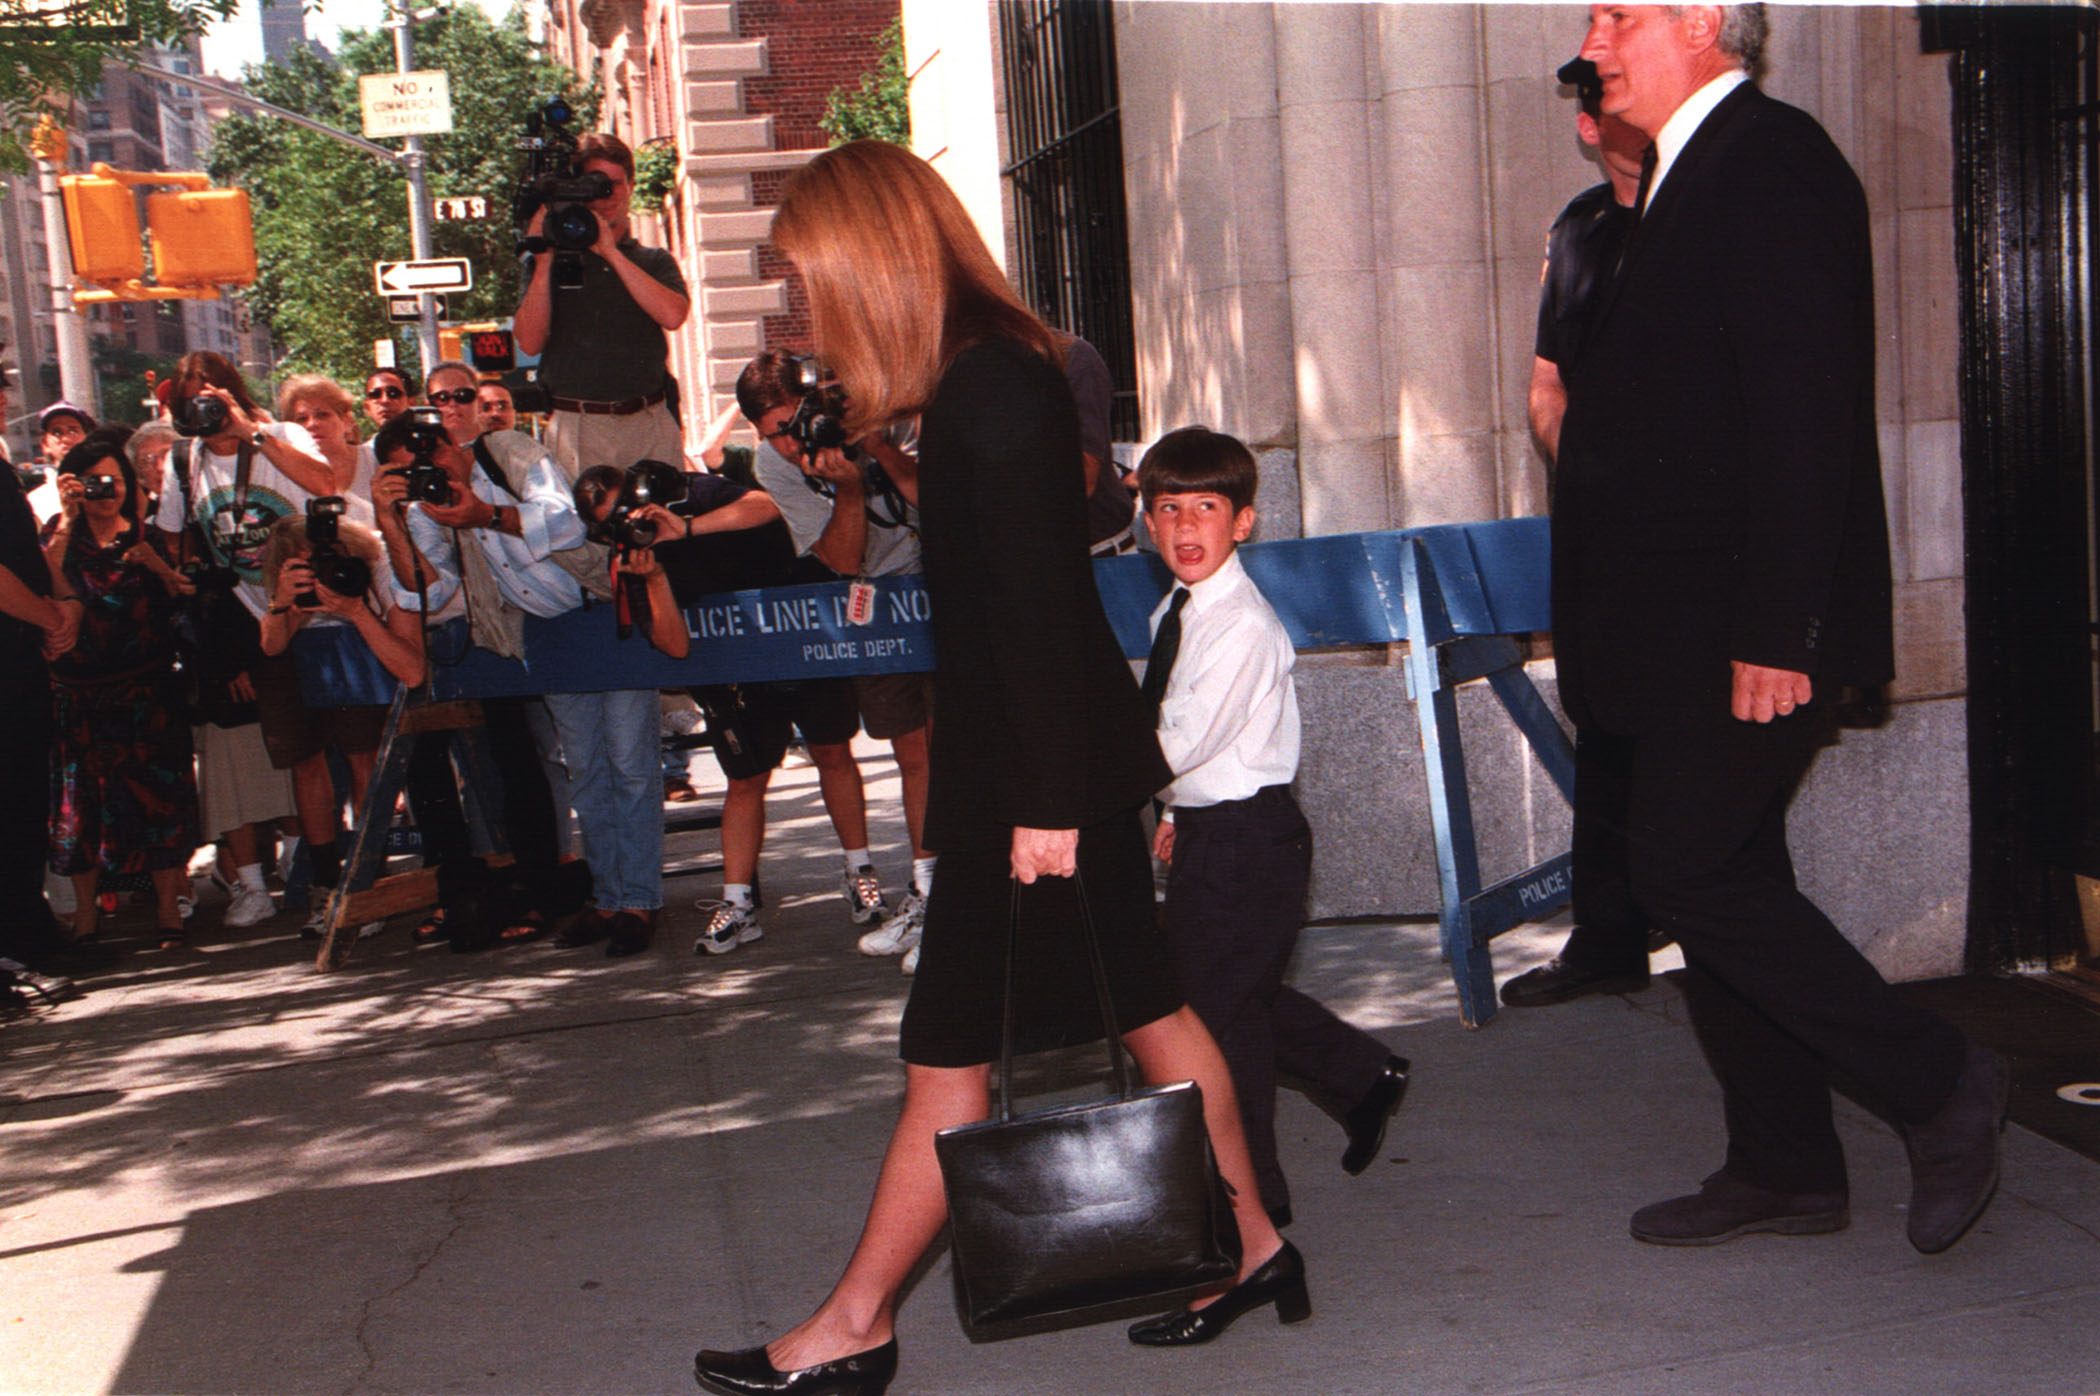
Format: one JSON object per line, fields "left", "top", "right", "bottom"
{"left": 692, "top": 1337, "right": 897, "bottom": 1396}
{"left": 1127, "top": 1241, "right": 1310, "bottom": 1347}
{"left": 1341, "top": 1054, "right": 1412, "bottom": 1175}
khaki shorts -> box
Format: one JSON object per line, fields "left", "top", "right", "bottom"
{"left": 852, "top": 670, "right": 932, "bottom": 741}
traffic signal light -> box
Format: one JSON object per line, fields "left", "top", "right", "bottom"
{"left": 59, "top": 173, "right": 144, "bottom": 286}
{"left": 466, "top": 328, "right": 515, "bottom": 372}
{"left": 147, "top": 187, "right": 257, "bottom": 289}
{"left": 57, "top": 168, "right": 255, "bottom": 301}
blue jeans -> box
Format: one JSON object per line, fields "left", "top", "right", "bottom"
{"left": 544, "top": 688, "right": 663, "bottom": 912}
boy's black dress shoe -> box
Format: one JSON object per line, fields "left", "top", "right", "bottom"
{"left": 1498, "top": 956, "right": 1648, "bottom": 1007}
{"left": 1629, "top": 1171, "right": 1849, "bottom": 1246}
{"left": 1904, "top": 1043, "right": 2010, "bottom": 1254}
{"left": 1340, "top": 1055, "right": 1411, "bottom": 1174}
{"left": 1128, "top": 1241, "right": 1310, "bottom": 1346}
{"left": 693, "top": 1338, "right": 896, "bottom": 1395}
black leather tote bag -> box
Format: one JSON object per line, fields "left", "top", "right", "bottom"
{"left": 934, "top": 876, "right": 1242, "bottom": 1337}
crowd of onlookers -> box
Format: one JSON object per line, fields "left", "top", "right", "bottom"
{"left": 0, "top": 340, "right": 1001, "bottom": 1017}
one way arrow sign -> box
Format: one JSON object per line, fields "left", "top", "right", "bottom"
{"left": 372, "top": 257, "right": 473, "bottom": 296}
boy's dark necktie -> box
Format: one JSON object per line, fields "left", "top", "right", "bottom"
{"left": 1141, "top": 586, "right": 1190, "bottom": 719}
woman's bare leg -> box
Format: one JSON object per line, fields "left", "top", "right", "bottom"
{"left": 1123, "top": 1005, "right": 1285, "bottom": 1297}
{"left": 765, "top": 1061, "right": 992, "bottom": 1370}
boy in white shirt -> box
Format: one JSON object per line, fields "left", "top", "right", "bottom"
{"left": 1140, "top": 426, "right": 1411, "bottom": 1227}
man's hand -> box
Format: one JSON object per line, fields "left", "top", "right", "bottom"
{"left": 421, "top": 490, "right": 500, "bottom": 532}
{"left": 41, "top": 598, "right": 81, "bottom": 660}
{"left": 1731, "top": 661, "right": 1812, "bottom": 723}
{"left": 1011, "top": 826, "right": 1078, "bottom": 883}
{"left": 1152, "top": 818, "right": 1176, "bottom": 865}
{"left": 802, "top": 445, "right": 862, "bottom": 492}
{"left": 228, "top": 670, "right": 256, "bottom": 703}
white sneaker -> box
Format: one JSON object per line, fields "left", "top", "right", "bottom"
{"left": 842, "top": 865, "right": 890, "bottom": 925}
{"left": 357, "top": 920, "right": 386, "bottom": 940}
{"left": 176, "top": 894, "right": 195, "bottom": 922}
{"left": 694, "top": 900, "right": 764, "bottom": 956}
{"left": 300, "top": 904, "right": 329, "bottom": 940}
{"left": 901, "top": 942, "right": 920, "bottom": 975}
{"left": 858, "top": 890, "right": 924, "bottom": 957}
{"left": 223, "top": 885, "right": 276, "bottom": 927}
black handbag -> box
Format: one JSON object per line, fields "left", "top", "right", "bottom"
{"left": 933, "top": 876, "right": 1242, "bottom": 1337}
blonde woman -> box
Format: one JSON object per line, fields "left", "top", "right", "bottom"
{"left": 691, "top": 140, "right": 1296, "bottom": 1396}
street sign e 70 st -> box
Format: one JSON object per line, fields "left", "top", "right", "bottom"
{"left": 433, "top": 196, "right": 488, "bottom": 222}
{"left": 372, "top": 257, "right": 472, "bottom": 296}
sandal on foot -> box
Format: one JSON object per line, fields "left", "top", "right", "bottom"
{"left": 498, "top": 909, "right": 549, "bottom": 944}
{"left": 156, "top": 925, "right": 187, "bottom": 951}
{"left": 413, "top": 907, "right": 448, "bottom": 945}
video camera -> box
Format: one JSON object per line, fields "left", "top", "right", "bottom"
{"left": 382, "top": 407, "right": 456, "bottom": 506}
{"left": 779, "top": 356, "right": 910, "bottom": 528}
{"left": 512, "top": 95, "right": 612, "bottom": 291}
{"left": 586, "top": 458, "right": 688, "bottom": 552}
{"left": 171, "top": 394, "right": 229, "bottom": 439}
{"left": 298, "top": 496, "right": 373, "bottom": 608}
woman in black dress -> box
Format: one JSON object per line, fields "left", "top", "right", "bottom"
{"left": 692, "top": 141, "right": 1295, "bottom": 1396}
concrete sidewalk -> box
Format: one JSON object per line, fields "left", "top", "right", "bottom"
{"left": 3, "top": 737, "right": 2097, "bottom": 1396}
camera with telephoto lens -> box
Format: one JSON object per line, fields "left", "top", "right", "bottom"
{"left": 171, "top": 393, "right": 229, "bottom": 438}
{"left": 80, "top": 474, "right": 118, "bottom": 501}
{"left": 512, "top": 95, "right": 612, "bottom": 291}
{"left": 780, "top": 356, "right": 911, "bottom": 526}
{"left": 383, "top": 407, "right": 456, "bottom": 506}
{"left": 589, "top": 458, "right": 688, "bottom": 552}
{"left": 297, "top": 496, "right": 372, "bottom": 609}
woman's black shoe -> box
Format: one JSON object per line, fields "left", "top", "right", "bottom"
{"left": 693, "top": 1338, "right": 897, "bottom": 1395}
{"left": 1127, "top": 1241, "right": 1310, "bottom": 1346}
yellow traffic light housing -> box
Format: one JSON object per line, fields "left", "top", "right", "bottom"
{"left": 57, "top": 166, "right": 256, "bottom": 302}
{"left": 59, "top": 173, "right": 145, "bottom": 286}
{"left": 148, "top": 187, "right": 257, "bottom": 290}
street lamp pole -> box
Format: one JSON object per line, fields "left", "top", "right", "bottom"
{"left": 385, "top": 1, "right": 441, "bottom": 371}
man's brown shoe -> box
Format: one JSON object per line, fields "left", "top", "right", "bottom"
{"left": 1630, "top": 1172, "right": 1849, "bottom": 1247}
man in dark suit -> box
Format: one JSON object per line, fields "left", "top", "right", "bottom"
{"left": 1556, "top": 4, "right": 2007, "bottom": 1255}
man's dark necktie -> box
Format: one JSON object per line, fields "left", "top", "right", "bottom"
{"left": 1141, "top": 586, "right": 1190, "bottom": 719}
{"left": 1634, "top": 143, "right": 1657, "bottom": 219}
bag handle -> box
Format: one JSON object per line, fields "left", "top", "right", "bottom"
{"left": 994, "top": 869, "right": 1136, "bottom": 1124}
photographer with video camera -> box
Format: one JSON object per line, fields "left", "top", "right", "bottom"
{"left": 151, "top": 351, "right": 340, "bottom": 932}
{"left": 738, "top": 350, "right": 934, "bottom": 963}
{"left": 511, "top": 108, "right": 689, "bottom": 483}
{"left": 568, "top": 456, "right": 808, "bottom": 959}
{"left": 370, "top": 362, "right": 596, "bottom": 946}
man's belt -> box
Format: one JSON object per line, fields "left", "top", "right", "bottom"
{"left": 549, "top": 390, "right": 667, "bottom": 417}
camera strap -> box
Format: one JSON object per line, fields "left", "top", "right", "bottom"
{"left": 471, "top": 436, "right": 522, "bottom": 501}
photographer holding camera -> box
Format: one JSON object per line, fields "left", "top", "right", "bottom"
{"left": 738, "top": 350, "right": 934, "bottom": 963}
{"left": 370, "top": 363, "right": 595, "bottom": 945}
{"left": 566, "top": 458, "right": 791, "bottom": 957}
{"left": 151, "top": 351, "right": 343, "bottom": 931}
{"left": 512, "top": 121, "right": 689, "bottom": 483}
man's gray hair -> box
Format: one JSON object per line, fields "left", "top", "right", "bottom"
{"left": 126, "top": 419, "right": 177, "bottom": 468}
{"left": 1670, "top": 4, "right": 1768, "bottom": 75}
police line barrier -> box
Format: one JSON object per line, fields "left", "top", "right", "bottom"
{"left": 305, "top": 520, "right": 1567, "bottom": 1025}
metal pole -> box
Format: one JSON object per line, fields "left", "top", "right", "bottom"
{"left": 30, "top": 126, "right": 100, "bottom": 418}
{"left": 390, "top": 3, "right": 440, "bottom": 371}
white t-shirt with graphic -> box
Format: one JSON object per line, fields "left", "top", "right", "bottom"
{"left": 154, "top": 421, "right": 328, "bottom": 620}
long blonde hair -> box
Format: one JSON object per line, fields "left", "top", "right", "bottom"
{"left": 771, "top": 140, "right": 1062, "bottom": 436}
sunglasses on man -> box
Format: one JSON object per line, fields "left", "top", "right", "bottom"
{"left": 427, "top": 388, "right": 479, "bottom": 407}
{"left": 365, "top": 385, "right": 407, "bottom": 401}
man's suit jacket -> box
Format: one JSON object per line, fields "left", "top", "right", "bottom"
{"left": 1553, "top": 83, "right": 1894, "bottom": 734}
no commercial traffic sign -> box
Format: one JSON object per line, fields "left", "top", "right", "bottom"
{"left": 360, "top": 71, "right": 455, "bottom": 139}
{"left": 373, "top": 258, "right": 473, "bottom": 296}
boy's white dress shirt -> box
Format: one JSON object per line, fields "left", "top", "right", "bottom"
{"left": 1148, "top": 548, "right": 1299, "bottom": 814}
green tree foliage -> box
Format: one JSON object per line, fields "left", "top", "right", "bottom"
{"left": 819, "top": 19, "right": 908, "bottom": 148}
{"left": 0, "top": 0, "right": 237, "bottom": 170}
{"left": 207, "top": 6, "right": 592, "bottom": 386}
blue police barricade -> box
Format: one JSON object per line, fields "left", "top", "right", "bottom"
{"left": 308, "top": 523, "right": 1570, "bottom": 1024}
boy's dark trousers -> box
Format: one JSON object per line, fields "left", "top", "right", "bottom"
{"left": 1164, "top": 784, "right": 1393, "bottom": 1216}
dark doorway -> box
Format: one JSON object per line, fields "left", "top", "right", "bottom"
{"left": 1925, "top": 7, "right": 2100, "bottom": 979}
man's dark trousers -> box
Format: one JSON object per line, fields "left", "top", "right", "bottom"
{"left": 1613, "top": 711, "right": 1964, "bottom": 1194}
{"left": 1165, "top": 785, "right": 1391, "bottom": 1214}
{"left": 1560, "top": 726, "right": 1649, "bottom": 974}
